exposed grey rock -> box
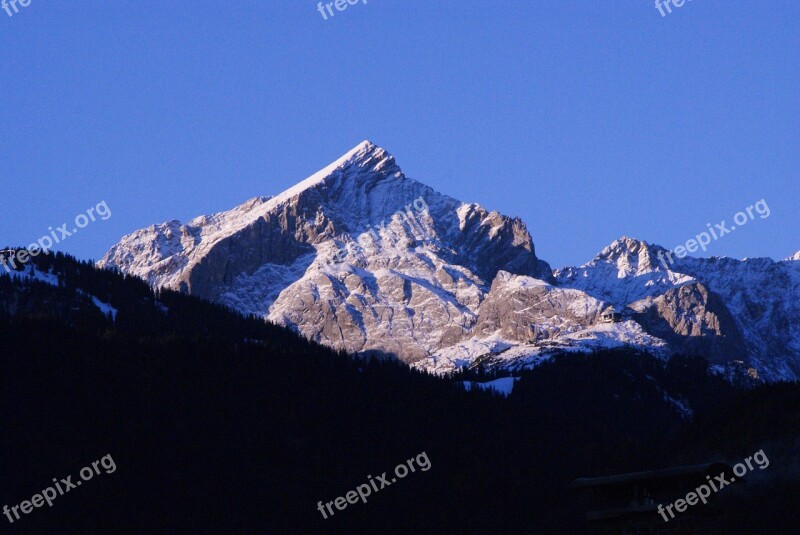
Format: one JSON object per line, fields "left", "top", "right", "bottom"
{"left": 100, "top": 146, "right": 800, "bottom": 382}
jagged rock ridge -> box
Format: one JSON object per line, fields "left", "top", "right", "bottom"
{"left": 100, "top": 143, "right": 800, "bottom": 381}
{"left": 101, "top": 141, "right": 552, "bottom": 362}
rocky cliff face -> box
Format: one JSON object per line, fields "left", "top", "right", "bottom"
{"left": 100, "top": 141, "right": 552, "bottom": 362}
{"left": 100, "top": 144, "right": 800, "bottom": 382}
{"left": 631, "top": 281, "right": 746, "bottom": 362}
{"left": 555, "top": 237, "right": 800, "bottom": 381}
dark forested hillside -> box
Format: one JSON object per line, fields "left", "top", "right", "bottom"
{"left": 1, "top": 252, "right": 798, "bottom": 534}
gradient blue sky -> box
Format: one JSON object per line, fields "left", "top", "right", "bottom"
{"left": 1, "top": 0, "right": 797, "bottom": 268}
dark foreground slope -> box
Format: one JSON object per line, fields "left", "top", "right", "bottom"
{"left": 1, "top": 252, "right": 798, "bottom": 534}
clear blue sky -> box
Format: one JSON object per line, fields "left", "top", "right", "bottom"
{"left": 1, "top": 0, "right": 797, "bottom": 268}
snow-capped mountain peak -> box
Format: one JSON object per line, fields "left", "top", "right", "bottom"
{"left": 101, "top": 141, "right": 552, "bottom": 362}
{"left": 589, "top": 236, "right": 670, "bottom": 275}
{"left": 271, "top": 140, "right": 401, "bottom": 205}
{"left": 100, "top": 143, "right": 800, "bottom": 382}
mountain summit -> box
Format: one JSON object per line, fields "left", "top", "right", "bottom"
{"left": 100, "top": 142, "right": 552, "bottom": 361}
{"left": 101, "top": 142, "right": 800, "bottom": 381}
